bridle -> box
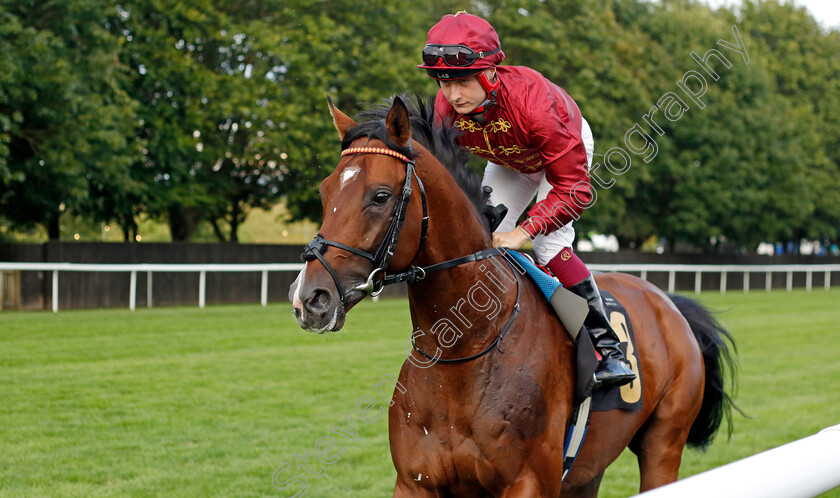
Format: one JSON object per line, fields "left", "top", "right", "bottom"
{"left": 301, "top": 141, "right": 428, "bottom": 307}
{"left": 301, "top": 140, "right": 521, "bottom": 363}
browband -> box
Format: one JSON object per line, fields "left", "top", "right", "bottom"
{"left": 342, "top": 147, "right": 411, "bottom": 163}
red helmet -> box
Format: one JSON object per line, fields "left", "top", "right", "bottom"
{"left": 418, "top": 12, "right": 505, "bottom": 81}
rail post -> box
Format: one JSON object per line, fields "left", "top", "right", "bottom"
{"left": 130, "top": 270, "right": 137, "bottom": 311}
{"left": 147, "top": 271, "right": 153, "bottom": 308}
{"left": 52, "top": 270, "right": 59, "bottom": 313}
{"left": 199, "top": 271, "right": 206, "bottom": 309}
{"left": 261, "top": 270, "right": 269, "bottom": 307}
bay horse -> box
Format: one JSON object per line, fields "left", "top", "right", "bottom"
{"left": 289, "top": 96, "right": 736, "bottom": 496}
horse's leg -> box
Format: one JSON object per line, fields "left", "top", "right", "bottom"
{"left": 631, "top": 383, "right": 701, "bottom": 492}
{"left": 500, "top": 469, "right": 544, "bottom": 497}
{"left": 633, "top": 422, "right": 687, "bottom": 491}
{"left": 559, "top": 472, "right": 604, "bottom": 498}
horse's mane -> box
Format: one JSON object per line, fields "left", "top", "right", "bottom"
{"left": 340, "top": 95, "right": 493, "bottom": 231}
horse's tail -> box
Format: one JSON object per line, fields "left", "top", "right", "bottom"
{"left": 668, "top": 293, "right": 739, "bottom": 450}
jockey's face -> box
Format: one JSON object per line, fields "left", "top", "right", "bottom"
{"left": 440, "top": 69, "right": 495, "bottom": 115}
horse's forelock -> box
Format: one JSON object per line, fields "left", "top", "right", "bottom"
{"left": 340, "top": 95, "right": 492, "bottom": 230}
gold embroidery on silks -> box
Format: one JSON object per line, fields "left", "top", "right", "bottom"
{"left": 518, "top": 161, "right": 543, "bottom": 172}
{"left": 467, "top": 144, "right": 528, "bottom": 156}
{"left": 455, "top": 119, "right": 483, "bottom": 133}
{"left": 499, "top": 144, "right": 527, "bottom": 155}
{"left": 485, "top": 119, "right": 512, "bottom": 133}
{"left": 456, "top": 117, "right": 538, "bottom": 171}
{"left": 455, "top": 118, "right": 512, "bottom": 134}
{"left": 488, "top": 157, "right": 542, "bottom": 173}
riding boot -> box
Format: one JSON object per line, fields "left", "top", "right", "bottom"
{"left": 567, "top": 275, "right": 637, "bottom": 389}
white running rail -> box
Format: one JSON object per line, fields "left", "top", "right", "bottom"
{"left": 638, "top": 424, "right": 840, "bottom": 498}
{"left": 0, "top": 262, "right": 303, "bottom": 312}
{"left": 0, "top": 262, "right": 837, "bottom": 312}
{"left": 588, "top": 263, "right": 839, "bottom": 295}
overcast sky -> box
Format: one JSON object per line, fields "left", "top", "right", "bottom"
{"left": 701, "top": 0, "right": 840, "bottom": 29}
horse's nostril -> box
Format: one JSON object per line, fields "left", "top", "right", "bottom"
{"left": 303, "top": 288, "right": 331, "bottom": 314}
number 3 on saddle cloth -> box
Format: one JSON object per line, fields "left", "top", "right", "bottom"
{"left": 504, "top": 250, "right": 643, "bottom": 412}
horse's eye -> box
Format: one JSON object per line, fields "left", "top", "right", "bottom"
{"left": 373, "top": 192, "right": 391, "bottom": 205}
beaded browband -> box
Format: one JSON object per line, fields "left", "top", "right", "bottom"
{"left": 341, "top": 147, "right": 411, "bottom": 163}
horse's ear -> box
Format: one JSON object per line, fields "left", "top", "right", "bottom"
{"left": 386, "top": 97, "right": 411, "bottom": 147}
{"left": 328, "top": 96, "right": 356, "bottom": 140}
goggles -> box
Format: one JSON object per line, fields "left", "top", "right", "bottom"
{"left": 422, "top": 44, "right": 501, "bottom": 67}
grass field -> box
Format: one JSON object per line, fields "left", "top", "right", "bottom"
{"left": 1, "top": 289, "right": 839, "bottom": 497}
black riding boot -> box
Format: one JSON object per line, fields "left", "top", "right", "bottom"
{"left": 568, "top": 275, "right": 637, "bottom": 389}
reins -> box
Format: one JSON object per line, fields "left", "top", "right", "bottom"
{"left": 301, "top": 142, "right": 520, "bottom": 364}
{"left": 410, "top": 250, "right": 522, "bottom": 363}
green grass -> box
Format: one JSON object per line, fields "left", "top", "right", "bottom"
{"left": 603, "top": 289, "right": 840, "bottom": 497}
{"left": 1, "top": 290, "right": 839, "bottom": 497}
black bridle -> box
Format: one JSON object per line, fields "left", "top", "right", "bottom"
{"left": 301, "top": 141, "right": 521, "bottom": 363}
{"left": 302, "top": 142, "right": 428, "bottom": 307}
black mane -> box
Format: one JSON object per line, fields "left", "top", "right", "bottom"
{"left": 340, "top": 95, "right": 492, "bottom": 230}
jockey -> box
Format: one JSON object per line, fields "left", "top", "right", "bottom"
{"left": 419, "top": 12, "right": 636, "bottom": 388}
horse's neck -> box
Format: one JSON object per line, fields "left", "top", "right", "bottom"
{"left": 408, "top": 160, "right": 517, "bottom": 360}
{"left": 412, "top": 158, "right": 490, "bottom": 267}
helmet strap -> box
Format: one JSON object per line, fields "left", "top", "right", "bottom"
{"left": 477, "top": 70, "right": 499, "bottom": 95}
{"left": 466, "top": 71, "right": 499, "bottom": 123}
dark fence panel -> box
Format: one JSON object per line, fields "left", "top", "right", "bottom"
{"left": 1, "top": 242, "right": 837, "bottom": 310}
{"left": 0, "top": 244, "right": 46, "bottom": 310}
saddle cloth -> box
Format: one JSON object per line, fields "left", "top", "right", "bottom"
{"left": 504, "top": 251, "right": 642, "bottom": 412}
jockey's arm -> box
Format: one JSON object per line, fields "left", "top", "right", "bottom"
{"left": 518, "top": 110, "right": 591, "bottom": 238}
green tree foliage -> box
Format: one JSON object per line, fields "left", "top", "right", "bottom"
{"left": 0, "top": 1, "right": 135, "bottom": 239}
{"left": 243, "top": 0, "right": 436, "bottom": 222}
{"left": 112, "top": 0, "right": 237, "bottom": 241}
{"left": 484, "top": 0, "right": 839, "bottom": 251}
{"left": 730, "top": 0, "right": 840, "bottom": 242}
{"left": 603, "top": 0, "right": 822, "bottom": 251}
{"left": 105, "top": 0, "right": 434, "bottom": 241}
{"left": 1, "top": 0, "right": 838, "bottom": 250}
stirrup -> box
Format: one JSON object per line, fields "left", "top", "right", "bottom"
{"left": 593, "top": 359, "right": 636, "bottom": 388}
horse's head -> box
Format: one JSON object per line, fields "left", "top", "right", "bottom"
{"left": 290, "top": 97, "right": 428, "bottom": 332}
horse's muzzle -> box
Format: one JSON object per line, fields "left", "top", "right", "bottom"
{"left": 289, "top": 269, "right": 351, "bottom": 333}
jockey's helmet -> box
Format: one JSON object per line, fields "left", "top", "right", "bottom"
{"left": 419, "top": 12, "right": 504, "bottom": 118}
{"left": 418, "top": 12, "right": 504, "bottom": 85}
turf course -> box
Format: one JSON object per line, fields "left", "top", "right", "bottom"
{"left": 1, "top": 289, "right": 839, "bottom": 497}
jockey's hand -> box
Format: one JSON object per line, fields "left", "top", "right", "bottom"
{"left": 492, "top": 228, "right": 531, "bottom": 250}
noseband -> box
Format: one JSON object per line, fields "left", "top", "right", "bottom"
{"left": 301, "top": 142, "right": 429, "bottom": 307}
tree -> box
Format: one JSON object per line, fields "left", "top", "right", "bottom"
{"left": 244, "top": 0, "right": 437, "bottom": 223}
{"left": 0, "top": 1, "right": 135, "bottom": 239}
{"left": 109, "top": 0, "right": 225, "bottom": 241}
{"left": 730, "top": 0, "right": 840, "bottom": 242}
